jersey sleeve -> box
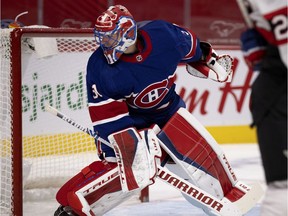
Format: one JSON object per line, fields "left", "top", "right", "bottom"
{"left": 86, "top": 75, "right": 136, "bottom": 157}
{"left": 137, "top": 20, "right": 203, "bottom": 64}
{"left": 86, "top": 55, "right": 135, "bottom": 142}
{"left": 87, "top": 94, "right": 131, "bottom": 138}
{"left": 171, "top": 24, "right": 203, "bottom": 63}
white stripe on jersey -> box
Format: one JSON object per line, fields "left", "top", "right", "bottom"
{"left": 88, "top": 98, "right": 125, "bottom": 107}
{"left": 182, "top": 30, "right": 195, "bottom": 61}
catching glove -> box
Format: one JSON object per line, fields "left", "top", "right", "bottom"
{"left": 186, "top": 42, "right": 234, "bottom": 83}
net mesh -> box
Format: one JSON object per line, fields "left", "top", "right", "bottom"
{"left": 0, "top": 28, "right": 101, "bottom": 214}
{"left": 1, "top": 29, "right": 13, "bottom": 214}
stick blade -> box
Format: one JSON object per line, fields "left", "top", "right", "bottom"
{"left": 234, "top": 182, "right": 264, "bottom": 214}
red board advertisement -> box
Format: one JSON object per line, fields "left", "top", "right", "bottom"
{"left": 1, "top": 0, "right": 247, "bottom": 45}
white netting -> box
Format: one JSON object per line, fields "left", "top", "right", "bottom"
{"left": 0, "top": 28, "right": 101, "bottom": 215}
{"left": 0, "top": 29, "right": 13, "bottom": 215}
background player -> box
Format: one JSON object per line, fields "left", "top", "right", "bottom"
{"left": 238, "top": 0, "right": 287, "bottom": 215}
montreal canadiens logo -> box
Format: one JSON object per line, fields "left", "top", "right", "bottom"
{"left": 132, "top": 75, "right": 175, "bottom": 109}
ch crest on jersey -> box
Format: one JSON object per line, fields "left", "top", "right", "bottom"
{"left": 127, "top": 74, "right": 176, "bottom": 109}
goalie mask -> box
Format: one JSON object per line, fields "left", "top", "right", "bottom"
{"left": 94, "top": 5, "right": 137, "bottom": 64}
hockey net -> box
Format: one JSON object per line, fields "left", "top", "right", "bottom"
{"left": 0, "top": 27, "right": 147, "bottom": 216}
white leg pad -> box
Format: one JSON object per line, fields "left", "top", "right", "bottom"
{"left": 157, "top": 108, "right": 264, "bottom": 215}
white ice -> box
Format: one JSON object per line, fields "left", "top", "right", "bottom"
{"left": 24, "top": 144, "right": 265, "bottom": 216}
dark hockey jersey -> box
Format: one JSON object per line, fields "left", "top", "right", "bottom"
{"left": 86, "top": 20, "right": 203, "bottom": 156}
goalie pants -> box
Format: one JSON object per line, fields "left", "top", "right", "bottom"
{"left": 250, "top": 45, "right": 287, "bottom": 184}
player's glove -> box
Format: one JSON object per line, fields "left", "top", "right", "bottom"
{"left": 240, "top": 28, "right": 267, "bottom": 71}
{"left": 186, "top": 42, "right": 234, "bottom": 83}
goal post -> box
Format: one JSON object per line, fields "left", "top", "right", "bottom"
{"left": 0, "top": 27, "right": 147, "bottom": 216}
{"left": 1, "top": 27, "right": 96, "bottom": 216}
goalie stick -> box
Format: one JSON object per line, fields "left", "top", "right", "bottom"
{"left": 45, "top": 105, "right": 112, "bottom": 148}
{"left": 45, "top": 105, "right": 263, "bottom": 216}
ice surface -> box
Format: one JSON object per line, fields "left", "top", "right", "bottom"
{"left": 23, "top": 144, "right": 265, "bottom": 216}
